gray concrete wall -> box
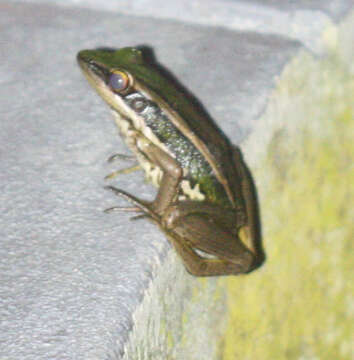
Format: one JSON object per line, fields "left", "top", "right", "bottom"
{"left": 1, "top": 1, "right": 353, "bottom": 359}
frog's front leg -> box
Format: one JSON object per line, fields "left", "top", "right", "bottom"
{"left": 105, "top": 153, "right": 141, "bottom": 180}
{"left": 136, "top": 138, "right": 183, "bottom": 215}
{"left": 161, "top": 202, "right": 255, "bottom": 276}
{"left": 105, "top": 136, "right": 183, "bottom": 219}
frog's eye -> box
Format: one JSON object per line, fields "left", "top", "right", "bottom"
{"left": 108, "top": 70, "right": 130, "bottom": 92}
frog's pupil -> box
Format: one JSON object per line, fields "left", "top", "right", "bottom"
{"left": 109, "top": 73, "right": 125, "bottom": 90}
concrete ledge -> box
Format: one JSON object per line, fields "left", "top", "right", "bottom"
{"left": 12, "top": 0, "right": 354, "bottom": 52}
{"left": 1, "top": 1, "right": 352, "bottom": 359}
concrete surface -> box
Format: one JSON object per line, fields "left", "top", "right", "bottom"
{"left": 0, "top": 1, "right": 352, "bottom": 359}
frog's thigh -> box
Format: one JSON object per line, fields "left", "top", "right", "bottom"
{"left": 163, "top": 201, "right": 237, "bottom": 233}
{"left": 174, "top": 213, "right": 252, "bottom": 262}
{"left": 167, "top": 232, "right": 251, "bottom": 276}
{"left": 165, "top": 214, "right": 254, "bottom": 276}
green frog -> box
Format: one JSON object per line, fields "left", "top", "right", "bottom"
{"left": 77, "top": 47, "right": 264, "bottom": 276}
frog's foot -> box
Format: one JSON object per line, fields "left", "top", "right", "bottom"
{"left": 104, "top": 153, "right": 141, "bottom": 180}
{"left": 104, "top": 185, "right": 159, "bottom": 221}
{"left": 107, "top": 153, "right": 137, "bottom": 163}
{"left": 104, "top": 165, "right": 141, "bottom": 180}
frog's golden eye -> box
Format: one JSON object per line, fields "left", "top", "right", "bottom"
{"left": 108, "top": 70, "right": 130, "bottom": 92}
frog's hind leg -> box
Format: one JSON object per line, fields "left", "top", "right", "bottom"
{"left": 166, "top": 229, "right": 253, "bottom": 277}
{"left": 232, "top": 146, "right": 265, "bottom": 269}
{"left": 162, "top": 208, "right": 255, "bottom": 276}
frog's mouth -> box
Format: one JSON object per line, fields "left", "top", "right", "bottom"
{"left": 77, "top": 52, "right": 106, "bottom": 84}
{"left": 77, "top": 54, "right": 109, "bottom": 80}
{"left": 78, "top": 61, "right": 131, "bottom": 120}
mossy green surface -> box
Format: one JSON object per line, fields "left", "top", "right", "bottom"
{"left": 222, "top": 16, "right": 354, "bottom": 360}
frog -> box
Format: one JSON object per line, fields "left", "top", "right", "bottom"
{"left": 77, "top": 47, "right": 264, "bottom": 276}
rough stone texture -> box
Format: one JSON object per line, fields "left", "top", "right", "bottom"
{"left": 0, "top": 1, "right": 352, "bottom": 359}
{"left": 13, "top": 0, "right": 354, "bottom": 52}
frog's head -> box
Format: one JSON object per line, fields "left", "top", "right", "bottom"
{"left": 78, "top": 47, "right": 177, "bottom": 115}
{"left": 78, "top": 48, "right": 147, "bottom": 108}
